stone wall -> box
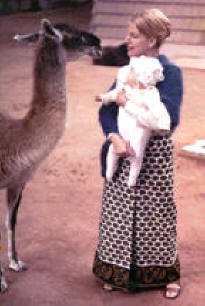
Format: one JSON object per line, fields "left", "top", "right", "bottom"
{"left": 0, "top": 0, "right": 91, "bottom": 14}
{"left": 91, "top": 0, "right": 205, "bottom": 45}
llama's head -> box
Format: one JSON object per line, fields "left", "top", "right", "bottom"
{"left": 14, "top": 19, "right": 102, "bottom": 60}
{"left": 53, "top": 23, "right": 102, "bottom": 59}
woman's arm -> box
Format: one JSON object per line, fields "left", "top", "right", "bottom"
{"left": 157, "top": 64, "right": 183, "bottom": 131}
{"left": 98, "top": 99, "right": 119, "bottom": 137}
{"left": 98, "top": 79, "right": 123, "bottom": 136}
{"left": 99, "top": 81, "right": 134, "bottom": 157}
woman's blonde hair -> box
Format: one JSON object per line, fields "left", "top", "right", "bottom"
{"left": 131, "top": 9, "right": 171, "bottom": 48}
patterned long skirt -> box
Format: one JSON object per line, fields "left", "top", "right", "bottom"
{"left": 93, "top": 134, "right": 180, "bottom": 291}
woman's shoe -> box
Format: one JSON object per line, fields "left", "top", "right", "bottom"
{"left": 164, "top": 283, "right": 181, "bottom": 299}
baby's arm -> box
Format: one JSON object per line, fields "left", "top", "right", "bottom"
{"left": 96, "top": 66, "right": 127, "bottom": 104}
{"left": 97, "top": 88, "right": 120, "bottom": 104}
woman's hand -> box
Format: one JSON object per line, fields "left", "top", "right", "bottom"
{"left": 116, "top": 89, "right": 127, "bottom": 107}
{"left": 109, "top": 133, "right": 134, "bottom": 157}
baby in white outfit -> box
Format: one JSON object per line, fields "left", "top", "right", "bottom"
{"left": 96, "top": 56, "right": 170, "bottom": 187}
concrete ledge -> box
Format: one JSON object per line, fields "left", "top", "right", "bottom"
{"left": 180, "top": 140, "right": 205, "bottom": 160}
{"left": 161, "top": 43, "right": 205, "bottom": 69}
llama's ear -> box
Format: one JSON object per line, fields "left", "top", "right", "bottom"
{"left": 14, "top": 33, "right": 39, "bottom": 44}
{"left": 41, "top": 19, "right": 63, "bottom": 42}
{"left": 41, "top": 19, "right": 52, "bottom": 34}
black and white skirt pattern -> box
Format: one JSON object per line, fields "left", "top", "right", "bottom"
{"left": 96, "top": 134, "right": 178, "bottom": 270}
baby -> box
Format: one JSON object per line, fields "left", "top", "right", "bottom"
{"left": 96, "top": 56, "right": 170, "bottom": 187}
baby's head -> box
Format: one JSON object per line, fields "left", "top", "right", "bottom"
{"left": 128, "top": 56, "right": 164, "bottom": 87}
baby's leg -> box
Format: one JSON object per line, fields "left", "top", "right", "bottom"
{"left": 106, "top": 144, "right": 119, "bottom": 181}
{"left": 127, "top": 128, "right": 151, "bottom": 186}
{"left": 128, "top": 155, "right": 142, "bottom": 187}
{"left": 130, "top": 128, "right": 150, "bottom": 159}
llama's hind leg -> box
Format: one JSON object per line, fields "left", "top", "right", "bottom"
{"left": 7, "top": 185, "right": 27, "bottom": 272}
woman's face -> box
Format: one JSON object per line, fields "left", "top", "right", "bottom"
{"left": 126, "top": 23, "right": 153, "bottom": 57}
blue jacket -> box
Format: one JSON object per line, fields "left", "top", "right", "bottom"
{"left": 99, "top": 55, "right": 183, "bottom": 177}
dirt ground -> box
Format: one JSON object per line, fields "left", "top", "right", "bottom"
{"left": 0, "top": 5, "right": 205, "bottom": 306}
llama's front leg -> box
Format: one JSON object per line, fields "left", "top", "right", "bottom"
{"left": 7, "top": 185, "right": 27, "bottom": 272}
{"left": 0, "top": 232, "right": 8, "bottom": 293}
{"left": 106, "top": 144, "right": 119, "bottom": 181}
{"left": 0, "top": 265, "right": 8, "bottom": 293}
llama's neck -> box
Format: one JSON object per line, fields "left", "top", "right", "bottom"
{"left": 24, "top": 38, "right": 67, "bottom": 140}
{"left": 32, "top": 38, "right": 66, "bottom": 108}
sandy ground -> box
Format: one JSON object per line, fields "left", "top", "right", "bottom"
{"left": 0, "top": 5, "right": 205, "bottom": 306}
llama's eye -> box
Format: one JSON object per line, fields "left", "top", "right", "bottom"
{"left": 81, "top": 36, "right": 86, "bottom": 44}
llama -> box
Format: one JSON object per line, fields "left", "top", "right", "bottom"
{"left": 0, "top": 18, "right": 101, "bottom": 293}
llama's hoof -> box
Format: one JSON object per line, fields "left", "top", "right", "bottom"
{"left": 0, "top": 278, "right": 8, "bottom": 293}
{"left": 9, "top": 260, "right": 28, "bottom": 272}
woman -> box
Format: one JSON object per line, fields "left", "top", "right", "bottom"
{"left": 93, "top": 8, "right": 183, "bottom": 299}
